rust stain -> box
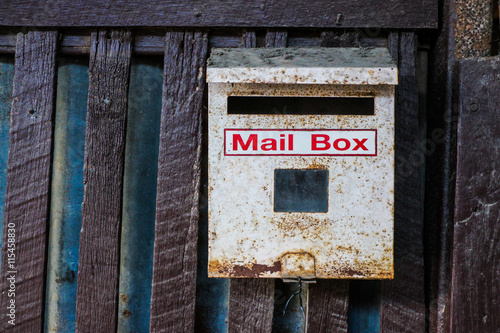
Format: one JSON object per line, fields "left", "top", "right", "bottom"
{"left": 119, "top": 293, "right": 128, "bottom": 305}
{"left": 271, "top": 214, "right": 332, "bottom": 238}
{"left": 122, "top": 309, "right": 132, "bottom": 318}
{"left": 208, "top": 56, "right": 395, "bottom": 280}
{"left": 335, "top": 266, "right": 393, "bottom": 279}
{"left": 232, "top": 261, "right": 282, "bottom": 277}
{"left": 313, "top": 254, "right": 394, "bottom": 279}
{"left": 281, "top": 252, "right": 316, "bottom": 279}
{"left": 209, "top": 259, "right": 281, "bottom": 278}
{"left": 306, "top": 161, "right": 327, "bottom": 169}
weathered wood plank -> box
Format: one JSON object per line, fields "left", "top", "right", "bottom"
{"left": 320, "top": 31, "right": 360, "bottom": 47}
{"left": 450, "top": 58, "right": 500, "bottom": 333}
{"left": 0, "top": 31, "right": 57, "bottom": 332}
{"left": 307, "top": 280, "right": 349, "bottom": 332}
{"left": 0, "top": 0, "right": 437, "bottom": 28}
{"left": 228, "top": 278, "right": 275, "bottom": 333}
{"left": 265, "top": 30, "right": 287, "bottom": 48}
{"left": 0, "top": 57, "right": 14, "bottom": 264}
{"left": 388, "top": 32, "right": 399, "bottom": 64}
{"left": 0, "top": 34, "right": 16, "bottom": 54}
{"left": 242, "top": 30, "right": 257, "bottom": 48}
{"left": 149, "top": 30, "right": 208, "bottom": 332}
{"left": 425, "top": 0, "right": 493, "bottom": 331}
{"left": 381, "top": 32, "right": 425, "bottom": 333}
{"left": 0, "top": 32, "right": 389, "bottom": 55}
{"left": 75, "top": 30, "right": 131, "bottom": 332}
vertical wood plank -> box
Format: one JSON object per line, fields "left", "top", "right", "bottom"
{"left": 75, "top": 30, "right": 131, "bottom": 332}
{"left": 426, "top": 0, "right": 493, "bottom": 331}
{"left": 381, "top": 32, "right": 425, "bottom": 333}
{"left": 228, "top": 278, "right": 275, "bottom": 333}
{"left": 306, "top": 31, "right": 350, "bottom": 333}
{"left": 0, "top": 30, "right": 57, "bottom": 332}
{"left": 450, "top": 58, "right": 500, "bottom": 333}
{"left": 308, "top": 280, "right": 349, "bottom": 332}
{"left": 149, "top": 30, "right": 208, "bottom": 332}
{"left": 242, "top": 29, "right": 257, "bottom": 48}
{"left": 265, "top": 30, "right": 288, "bottom": 47}
{"left": 0, "top": 57, "right": 14, "bottom": 269}
{"left": 388, "top": 32, "right": 399, "bottom": 64}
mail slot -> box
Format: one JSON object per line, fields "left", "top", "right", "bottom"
{"left": 206, "top": 48, "right": 398, "bottom": 279}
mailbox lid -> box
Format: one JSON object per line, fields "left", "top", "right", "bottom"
{"left": 207, "top": 47, "right": 398, "bottom": 85}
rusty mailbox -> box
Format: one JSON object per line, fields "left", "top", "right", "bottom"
{"left": 206, "top": 48, "right": 398, "bottom": 280}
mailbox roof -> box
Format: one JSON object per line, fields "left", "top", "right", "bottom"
{"left": 207, "top": 47, "right": 398, "bottom": 85}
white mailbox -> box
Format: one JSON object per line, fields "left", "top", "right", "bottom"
{"left": 207, "top": 48, "right": 397, "bottom": 279}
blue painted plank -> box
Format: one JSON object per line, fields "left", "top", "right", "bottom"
{"left": 348, "top": 280, "right": 381, "bottom": 333}
{"left": 44, "top": 57, "right": 89, "bottom": 333}
{"left": 0, "top": 57, "right": 14, "bottom": 269}
{"left": 117, "top": 58, "right": 162, "bottom": 333}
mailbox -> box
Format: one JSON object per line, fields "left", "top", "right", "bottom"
{"left": 206, "top": 48, "right": 398, "bottom": 279}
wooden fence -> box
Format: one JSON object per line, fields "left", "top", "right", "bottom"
{"left": 0, "top": 28, "right": 425, "bottom": 333}
{"left": 0, "top": 0, "right": 498, "bottom": 332}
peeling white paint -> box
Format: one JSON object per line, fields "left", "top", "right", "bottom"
{"left": 207, "top": 48, "right": 397, "bottom": 279}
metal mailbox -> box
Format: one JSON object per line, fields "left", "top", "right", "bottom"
{"left": 206, "top": 48, "right": 398, "bottom": 279}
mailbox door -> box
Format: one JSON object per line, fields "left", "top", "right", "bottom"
{"left": 208, "top": 83, "right": 395, "bottom": 279}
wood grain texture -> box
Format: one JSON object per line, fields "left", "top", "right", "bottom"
{"left": 0, "top": 34, "right": 166, "bottom": 56}
{"left": 307, "top": 280, "right": 349, "bottom": 332}
{"left": 0, "top": 0, "right": 437, "bottom": 28}
{"left": 242, "top": 30, "right": 257, "bottom": 48}
{"left": 425, "top": 1, "right": 457, "bottom": 329}
{"left": 425, "top": 0, "right": 493, "bottom": 331}
{"left": 381, "top": 32, "right": 425, "bottom": 333}
{"left": 0, "top": 34, "right": 16, "bottom": 54}
{"left": 0, "top": 30, "right": 57, "bottom": 332}
{"left": 265, "top": 30, "right": 287, "bottom": 48}
{"left": 305, "top": 31, "right": 351, "bottom": 333}
{"left": 0, "top": 32, "right": 387, "bottom": 55}
{"left": 320, "top": 31, "right": 360, "bottom": 47}
{"left": 149, "top": 30, "right": 208, "bottom": 332}
{"left": 75, "top": 30, "right": 131, "bottom": 333}
{"left": 228, "top": 278, "right": 275, "bottom": 333}
{"left": 450, "top": 58, "right": 500, "bottom": 333}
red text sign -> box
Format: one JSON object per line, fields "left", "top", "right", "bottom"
{"left": 225, "top": 129, "right": 377, "bottom": 156}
